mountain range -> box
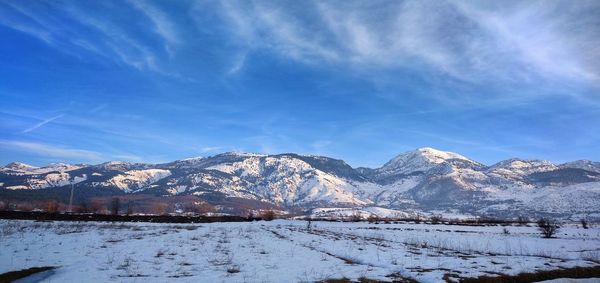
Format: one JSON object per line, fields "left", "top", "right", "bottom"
{"left": 2, "top": 147, "right": 599, "bottom": 219}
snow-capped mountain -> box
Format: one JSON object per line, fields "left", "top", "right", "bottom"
{"left": 2, "top": 148, "right": 600, "bottom": 219}
{"left": 376, "top": 147, "right": 482, "bottom": 177}
{"left": 1, "top": 162, "right": 85, "bottom": 175}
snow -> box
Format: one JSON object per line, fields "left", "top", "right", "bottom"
{"left": 311, "top": 207, "right": 417, "bottom": 219}
{"left": 26, "top": 173, "right": 88, "bottom": 190}
{"left": 1, "top": 220, "right": 598, "bottom": 282}
{"left": 6, "top": 185, "right": 28, "bottom": 190}
{"left": 488, "top": 158, "right": 558, "bottom": 177}
{"left": 102, "top": 169, "right": 171, "bottom": 193}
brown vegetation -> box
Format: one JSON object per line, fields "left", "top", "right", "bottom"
{"left": 261, "top": 210, "right": 276, "bottom": 221}
{"left": 458, "top": 265, "right": 600, "bottom": 283}
{"left": 46, "top": 200, "right": 59, "bottom": 213}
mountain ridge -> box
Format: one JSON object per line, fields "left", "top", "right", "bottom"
{"left": 2, "top": 148, "right": 600, "bottom": 219}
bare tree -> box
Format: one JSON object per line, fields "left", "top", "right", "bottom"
{"left": 184, "top": 201, "right": 215, "bottom": 215}
{"left": 110, "top": 198, "right": 120, "bottom": 215}
{"left": 47, "top": 200, "right": 59, "bottom": 213}
{"left": 76, "top": 202, "right": 90, "bottom": 213}
{"left": 18, "top": 202, "right": 33, "bottom": 212}
{"left": 89, "top": 199, "right": 104, "bottom": 214}
{"left": 153, "top": 202, "right": 168, "bottom": 215}
{"left": 126, "top": 202, "right": 133, "bottom": 216}
{"left": 537, "top": 218, "right": 560, "bottom": 238}
{"left": 261, "top": 210, "right": 275, "bottom": 221}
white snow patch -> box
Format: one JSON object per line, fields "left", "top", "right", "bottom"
{"left": 103, "top": 169, "right": 171, "bottom": 193}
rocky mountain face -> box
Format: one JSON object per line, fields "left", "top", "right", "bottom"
{"left": 2, "top": 148, "right": 600, "bottom": 218}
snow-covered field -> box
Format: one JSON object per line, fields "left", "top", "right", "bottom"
{"left": 1, "top": 220, "right": 599, "bottom": 282}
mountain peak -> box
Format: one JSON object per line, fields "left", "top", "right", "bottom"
{"left": 3, "top": 162, "right": 37, "bottom": 171}
{"left": 414, "top": 147, "right": 471, "bottom": 163}
{"left": 377, "top": 147, "right": 476, "bottom": 176}
{"left": 488, "top": 158, "right": 557, "bottom": 176}
{"left": 215, "top": 151, "right": 265, "bottom": 158}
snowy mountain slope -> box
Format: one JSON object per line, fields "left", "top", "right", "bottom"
{"left": 2, "top": 148, "right": 600, "bottom": 217}
{"left": 98, "top": 169, "right": 172, "bottom": 193}
{"left": 368, "top": 147, "right": 484, "bottom": 184}
{"left": 560, "top": 160, "right": 600, "bottom": 173}
{"left": 1, "top": 162, "right": 85, "bottom": 175}
{"left": 486, "top": 158, "right": 558, "bottom": 184}
{"left": 204, "top": 154, "right": 372, "bottom": 206}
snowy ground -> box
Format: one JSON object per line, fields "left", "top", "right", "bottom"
{"left": 1, "top": 220, "right": 599, "bottom": 282}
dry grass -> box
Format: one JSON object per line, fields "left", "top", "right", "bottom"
{"left": 458, "top": 265, "right": 600, "bottom": 283}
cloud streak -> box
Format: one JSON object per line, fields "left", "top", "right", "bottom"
{"left": 0, "top": 140, "right": 104, "bottom": 161}
{"left": 21, "top": 114, "right": 64, "bottom": 134}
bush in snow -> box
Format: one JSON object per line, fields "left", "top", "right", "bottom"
{"left": 367, "top": 214, "right": 380, "bottom": 223}
{"left": 349, "top": 211, "right": 362, "bottom": 222}
{"left": 537, "top": 218, "right": 560, "bottom": 238}
{"left": 580, "top": 218, "right": 588, "bottom": 229}
{"left": 430, "top": 214, "right": 443, "bottom": 224}
{"left": 517, "top": 215, "right": 529, "bottom": 226}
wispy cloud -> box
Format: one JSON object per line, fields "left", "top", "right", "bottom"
{"left": 0, "top": 140, "right": 104, "bottom": 162}
{"left": 212, "top": 0, "right": 600, "bottom": 87}
{"left": 20, "top": 114, "right": 64, "bottom": 134}
{"left": 227, "top": 52, "right": 247, "bottom": 75}
{"left": 0, "top": 1, "right": 178, "bottom": 75}
{"left": 127, "top": 0, "right": 180, "bottom": 56}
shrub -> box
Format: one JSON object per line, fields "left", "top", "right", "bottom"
{"left": 517, "top": 215, "right": 529, "bottom": 225}
{"left": 367, "top": 214, "right": 379, "bottom": 223}
{"left": 581, "top": 218, "right": 589, "bottom": 229}
{"left": 537, "top": 218, "right": 560, "bottom": 238}
{"left": 349, "top": 211, "right": 362, "bottom": 222}
{"left": 226, "top": 265, "right": 240, "bottom": 273}
{"left": 430, "top": 214, "right": 443, "bottom": 224}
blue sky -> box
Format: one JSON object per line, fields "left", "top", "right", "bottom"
{"left": 1, "top": 0, "right": 599, "bottom": 167}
